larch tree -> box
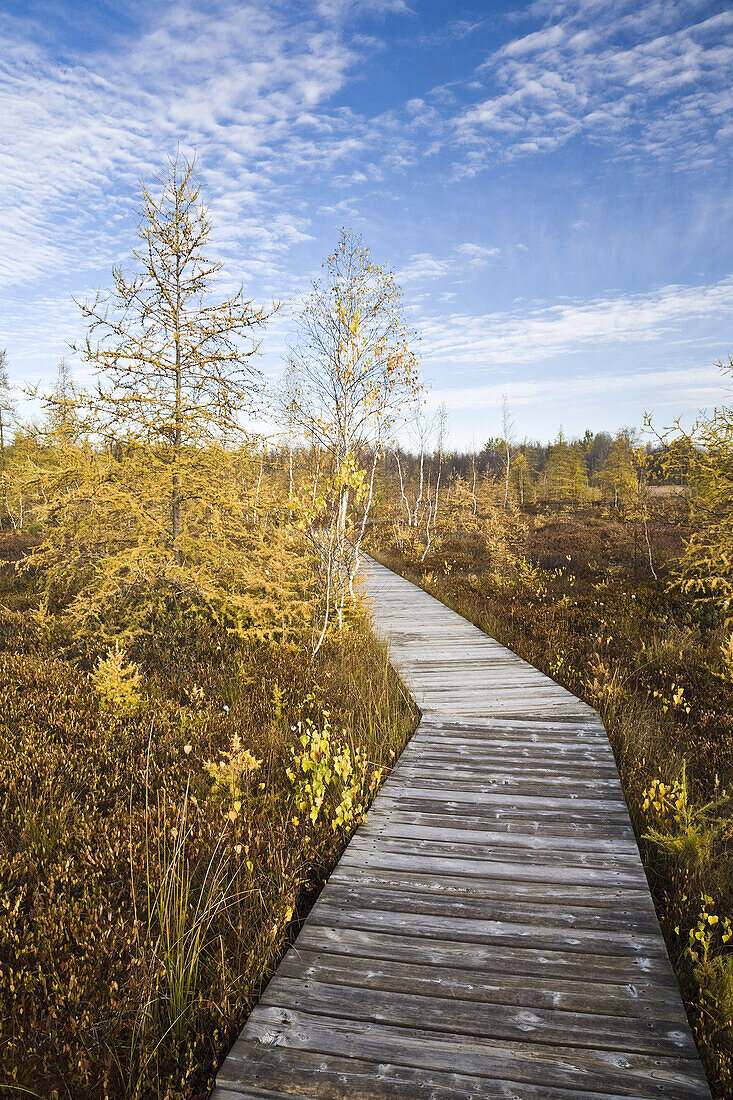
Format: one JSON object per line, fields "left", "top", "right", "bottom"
{"left": 651, "top": 357, "right": 733, "bottom": 615}
{"left": 543, "top": 431, "right": 591, "bottom": 506}
{"left": 72, "top": 153, "right": 271, "bottom": 567}
{"left": 598, "top": 429, "right": 638, "bottom": 511}
{"left": 33, "top": 155, "right": 286, "bottom": 643}
{"left": 285, "top": 229, "right": 421, "bottom": 652}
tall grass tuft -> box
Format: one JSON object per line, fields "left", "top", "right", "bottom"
{"left": 143, "top": 785, "right": 231, "bottom": 1043}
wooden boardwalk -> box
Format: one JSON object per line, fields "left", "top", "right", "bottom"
{"left": 212, "top": 558, "right": 711, "bottom": 1100}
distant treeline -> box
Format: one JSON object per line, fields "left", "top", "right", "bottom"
{"left": 366, "top": 426, "right": 691, "bottom": 519}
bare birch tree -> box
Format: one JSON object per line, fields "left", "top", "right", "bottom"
{"left": 0, "top": 349, "right": 15, "bottom": 529}
{"left": 285, "top": 229, "right": 420, "bottom": 652}
{"left": 501, "top": 393, "right": 514, "bottom": 509}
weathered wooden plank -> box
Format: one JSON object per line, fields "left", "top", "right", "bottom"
{"left": 403, "top": 755, "right": 619, "bottom": 778}
{"left": 408, "top": 686, "right": 586, "bottom": 700}
{"left": 418, "top": 720, "right": 609, "bottom": 737}
{"left": 360, "top": 812, "right": 639, "bottom": 852}
{"left": 318, "top": 882, "right": 660, "bottom": 935}
{"left": 346, "top": 833, "right": 644, "bottom": 872}
{"left": 216, "top": 1043, "right": 687, "bottom": 1100}
{"left": 421, "top": 713, "right": 604, "bottom": 728}
{"left": 295, "top": 925, "right": 680, "bottom": 987}
{"left": 402, "top": 728, "right": 614, "bottom": 749}
{"left": 388, "top": 765, "right": 628, "bottom": 796}
{"left": 400, "top": 739, "right": 598, "bottom": 759}
{"left": 337, "top": 845, "right": 649, "bottom": 889}
{"left": 305, "top": 901, "right": 667, "bottom": 959}
{"left": 343, "top": 842, "right": 646, "bottom": 882}
{"left": 376, "top": 783, "right": 634, "bottom": 815}
{"left": 416, "top": 734, "right": 608, "bottom": 749}
{"left": 213, "top": 557, "right": 710, "bottom": 1099}
{"left": 232, "top": 1009, "right": 711, "bottom": 1099}
{"left": 382, "top": 766, "right": 622, "bottom": 792}
{"left": 325, "top": 864, "right": 656, "bottom": 912}
{"left": 373, "top": 795, "right": 638, "bottom": 835}
{"left": 364, "top": 805, "right": 637, "bottom": 841}
{"left": 258, "top": 977, "right": 697, "bottom": 1058}
{"left": 405, "top": 725, "right": 612, "bottom": 743}
{"left": 277, "top": 949, "right": 686, "bottom": 1020}
{"left": 399, "top": 742, "right": 619, "bottom": 767}
{"left": 393, "top": 748, "right": 621, "bottom": 774}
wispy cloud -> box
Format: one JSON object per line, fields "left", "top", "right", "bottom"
{"left": 429, "top": 363, "right": 728, "bottom": 414}
{"left": 456, "top": 242, "right": 501, "bottom": 266}
{"left": 0, "top": 0, "right": 409, "bottom": 291}
{"left": 450, "top": 3, "right": 733, "bottom": 172}
{"left": 398, "top": 242, "right": 501, "bottom": 283}
{"left": 398, "top": 252, "right": 454, "bottom": 282}
{"left": 419, "top": 275, "right": 733, "bottom": 367}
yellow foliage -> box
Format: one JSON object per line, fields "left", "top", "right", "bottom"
{"left": 677, "top": 897, "right": 733, "bottom": 1030}
{"left": 658, "top": 356, "right": 733, "bottom": 622}
{"left": 720, "top": 633, "right": 733, "bottom": 680}
{"left": 287, "top": 707, "right": 381, "bottom": 831}
{"left": 205, "top": 733, "right": 262, "bottom": 810}
{"left": 642, "top": 763, "right": 728, "bottom": 871}
{"left": 91, "top": 641, "right": 143, "bottom": 716}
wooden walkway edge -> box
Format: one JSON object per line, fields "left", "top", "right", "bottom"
{"left": 212, "top": 557, "right": 711, "bottom": 1100}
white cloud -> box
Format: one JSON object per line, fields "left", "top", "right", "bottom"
{"left": 397, "top": 252, "right": 453, "bottom": 282}
{"left": 429, "top": 363, "right": 728, "bottom": 412}
{"left": 502, "top": 25, "right": 565, "bottom": 57}
{"left": 450, "top": 4, "right": 733, "bottom": 172}
{"left": 456, "top": 242, "right": 501, "bottom": 266}
{"left": 398, "top": 242, "right": 501, "bottom": 284}
{"left": 0, "top": 0, "right": 414, "bottom": 292}
{"left": 418, "top": 275, "right": 733, "bottom": 368}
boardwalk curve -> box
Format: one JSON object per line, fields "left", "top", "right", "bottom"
{"left": 213, "top": 557, "right": 711, "bottom": 1100}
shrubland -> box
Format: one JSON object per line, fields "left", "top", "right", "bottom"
{"left": 0, "top": 531, "right": 413, "bottom": 1099}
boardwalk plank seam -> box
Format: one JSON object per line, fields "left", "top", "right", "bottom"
{"left": 212, "top": 557, "right": 711, "bottom": 1100}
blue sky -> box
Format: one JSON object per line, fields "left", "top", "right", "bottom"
{"left": 2, "top": 0, "right": 732, "bottom": 447}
